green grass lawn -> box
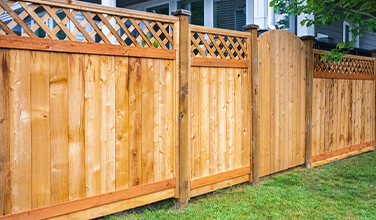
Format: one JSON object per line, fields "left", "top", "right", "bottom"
{"left": 100, "top": 151, "right": 376, "bottom": 220}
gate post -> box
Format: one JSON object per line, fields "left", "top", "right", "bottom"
{"left": 301, "top": 36, "right": 315, "bottom": 169}
{"left": 243, "top": 24, "right": 260, "bottom": 185}
{"left": 172, "top": 9, "right": 191, "bottom": 209}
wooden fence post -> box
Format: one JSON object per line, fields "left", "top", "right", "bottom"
{"left": 301, "top": 36, "right": 315, "bottom": 169}
{"left": 372, "top": 49, "right": 376, "bottom": 151}
{"left": 172, "top": 9, "right": 191, "bottom": 209}
{"left": 243, "top": 24, "right": 259, "bottom": 185}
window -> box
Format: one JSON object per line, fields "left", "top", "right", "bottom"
{"left": 213, "top": 0, "right": 246, "bottom": 31}
{"left": 343, "top": 21, "right": 359, "bottom": 48}
{"left": 178, "top": 0, "right": 204, "bottom": 26}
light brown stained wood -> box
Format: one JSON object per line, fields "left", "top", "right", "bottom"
{"left": 242, "top": 68, "right": 250, "bottom": 167}
{"left": 300, "top": 42, "right": 306, "bottom": 165}
{"left": 49, "top": 52, "right": 69, "bottom": 205}
{"left": 324, "top": 79, "right": 330, "bottom": 153}
{"left": 312, "top": 79, "right": 318, "bottom": 156}
{"left": 259, "top": 32, "right": 271, "bottom": 176}
{"left": 226, "top": 68, "right": 235, "bottom": 171}
{"left": 84, "top": 54, "right": 101, "bottom": 197}
{"left": 313, "top": 72, "right": 374, "bottom": 80}
{"left": 288, "top": 33, "right": 293, "bottom": 168}
{"left": 337, "top": 80, "right": 342, "bottom": 150}
{"left": 101, "top": 56, "right": 116, "bottom": 193}
{"left": 191, "top": 67, "right": 200, "bottom": 179}
{"left": 129, "top": 57, "right": 142, "bottom": 187}
{"left": 0, "top": 49, "right": 11, "bottom": 215}
{"left": 31, "top": 51, "right": 50, "bottom": 208}
{"left": 2, "top": 178, "right": 175, "bottom": 220}
{"left": 355, "top": 80, "right": 361, "bottom": 145}
{"left": 328, "top": 79, "right": 333, "bottom": 152}
{"left": 361, "top": 81, "right": 366, "bottom": 143}
{"left": 209, "top": 67, "right": 218, "bottom": 175}
{"left": 352, "top": 81, "right": 356, "bottom": 146}
{"left": 282, "top": 31, "right": 289, "bottom": 170}
{"left": 258, "top": 34, "right": 266, "bottom": 176}
{"left": 141, "top": 58, "right": 154, "bottom": 185}
{"left": 347, "top": 80, "right": 353, "bottom": 146}
{"left": 191, "top": 166, "right": 250, "bottom": 189}
{"left": 8, "top": 50, "right": 31, "bottom": 214}
{"left": 115, "top": 56, "right": 129, "bottom": 190}
{"left": 366, "top": 81, "right": 371, "bottom": 142}
{"left": 191, "top": 57, "right": 249, "bottom": 68}
{"left": 153, "top": 59, "right": 162, "bottom": 182}
{"left": 269, "top": 31, "right": 277, "bottom": 173}
{"left": 165, "top": 59, "right": 174, "bottom": 179}
{"left": 217, "top": 68, "right": 227, "bottom": 173}
{"left": 277, "top": 32, "right": 285, "bottom": 171}
{"left": 340, "top": 80, "right": 348, "bottom": 152}
{"left": 234, "top": 68, "right": 243, "bottom": 170}
{"left": 200, "top": 67, "right": 210, "bottom": 177}
{"left": 332, "top": 79, "right": 339, "bottom": 150}
{"left": 67, "top": 53, "right": 85, "bottom": 201}
{"left": 319, "top": 79, "right": 325, "bottom": 155}
{"left": 274, "top": 33, "right": 281, "bottom": 173}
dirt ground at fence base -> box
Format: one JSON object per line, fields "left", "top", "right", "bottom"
{"left": 99, "top": 151, "right": 376, "bottom": 220}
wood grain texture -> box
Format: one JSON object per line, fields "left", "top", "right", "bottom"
{"left": 84, "top": 54, "right": 101, "bottom": 197}
{"left": 129, "top": 57, "right": 142, "bottom": 187}
{"left": 0, "top": 49, "right": 11, "bottom": 215}
{"left": 115, "top": 56, "right": 129, "bottom": 190}
{"left": 312, "top": 78, "right": 374, "bottom": 159}
{"left": 8, "top": 50, "right": 32, "bottom": 213}
{"left": 141, "top": 58, "right": 154, "bottom": 185}
{"left": 258, "top": 30, "right": 306, "bottom": 177}
{"left": 50, "top": 52, "right": 69, "bottom": 204}
{"left": 1, "top": 179, "right": 175, "bottom": 220}
{"left": 31, "top": 51, "right": 51, "bottom": 208}
{"left": 68, "top": 54, "right": 85, "bottom": 201}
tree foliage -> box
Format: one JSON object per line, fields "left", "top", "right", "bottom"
{"left": 270, "top": 0, "right": 376, "bottom": 62}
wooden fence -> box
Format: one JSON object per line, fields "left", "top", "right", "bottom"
{"left": 0, "top": 0, "right": 375, "bottom": 219}
{"left": 312, "top": 50, "right": 376, "bottom": 167}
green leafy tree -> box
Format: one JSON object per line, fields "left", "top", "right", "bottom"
{"left": 270, "top": 0, "right": 376, "bottom": 62}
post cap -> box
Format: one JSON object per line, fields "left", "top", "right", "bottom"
{"left": 300, "top": 35, "right": 315, "bottom": 41}
{"left": 243, "top": 24, "right": 259, "bottom": 31}
{"left": 171, "top": 9, "right": 191, "bottom": 16}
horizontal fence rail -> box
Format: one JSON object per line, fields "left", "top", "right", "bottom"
{"left": 0, "top": 0, "right": 175, "bottom": 49}
{"left": 314, "top": 49, "right": 375, "bottom": 80}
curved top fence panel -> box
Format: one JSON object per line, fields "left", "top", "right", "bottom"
{"left": 314, "top": 49, "right": 375, "bottom": 76}
{"left": 190, "top": 25, "right": 250, "bottom": 60}
{"left": 0, "top": 0, "right": 177, "bottom": 49}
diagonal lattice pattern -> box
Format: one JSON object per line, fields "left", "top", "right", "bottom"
{"left": 191, "top": 31, "right": 248, "bottom": 60}
{"left": 314, "top": 51, "right": 375, "bottom": 75}
{"left": 0, "top": 0, "right": 174, "bottom": 49}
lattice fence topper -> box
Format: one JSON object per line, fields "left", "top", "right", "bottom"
{"left": 0, "top": 0, "right": 174, "bottom": 49}
{"left": 314, "top": 52, "right": 375, "bottom": 75}
{"left": 191, "top": 31, "right": 247, "bottom": 60}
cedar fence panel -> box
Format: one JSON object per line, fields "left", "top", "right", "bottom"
{"left": 312, "top": 50, "right": 376, "bottom": 167}
{"left": 188, "top": 25, "right": 252, "bottom": 198}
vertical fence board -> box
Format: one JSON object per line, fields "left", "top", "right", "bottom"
{"left": 1, "top": 49, "right": 10, "bottom": 215}
{"left": 200, "top": 67, "right": 210, "bottom": 177}
{"left": 209, "top": 67, "right": 218, "bottom": 174}
{"left": 191, "top": 67, "right": 200, "bottom": 179}
{"left": 141, "top": 58, "right": 154, "bottom": 185}
{"left": 165, "top": 60, "right": 174, "bottom": 179}
{"left": 115, "top": 56, "right": 129, "bottom": 190}
{"left": 217, "top": 68, "right": 227, "bottom": 173}
{"left": 129, "top": 57, "right": 142, "bottom": 187}
{"left": 241, "top": 68, "right": 250, "bottom": 167}
{"left": 68, "top": 54, "right": 85, "bottom": 201}
{"left": 50, "top": 52, "right": 69, "bottom": 205}
{"left": 31, "top": 51, "right": 50, "bottom": 208}
{"left": 234, "top": 68, "right": 243, "bottom": 170}
{"left": 154, "top": 59, "right": 162, "bottom": 182}
{"left": 85, "top": 54, "right": 101, "bottom": 197}
{"left": 226, "top": 68, "right": 235, "bottom": 171}
{"left": 8, "top": 50, "right": 31, "bottom": 213}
